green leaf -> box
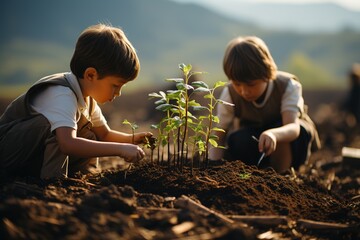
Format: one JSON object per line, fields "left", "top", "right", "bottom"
{"left": 213, "top": 81, "right": 227, "bottom": 89}
{"left": 178, "top": 98, "right": 186, "bottom": 106}
{"left": 148, "top": 92, "right": 162, "bottom": 98}
{"left": 179, "top": 63, "right": 192, "bottom": 75}
{"left": 192, "top": 81, "right": 209, "bottom": 88}
{"left": 122, "top": 119, "right": 130, "bottom": 125}
{"left": 193, "top": 87, "right": 210, "bottom": 93}
{"left": 198, "top": 130, "right": 207, "bottom": 136}
{"left": 197, "top": 140, "right": 205, "bottom": 153}
{"left": 164, "top": 125, "right": 174, "bottom": 132}
{"left": 190, "top": 71, "right": 207, "bottom": 76}
{"left": 172, "top": 118, "right": 183, "bottom": 128}
{"left": 176, "top": 83, "right": 194, "bottom": 91}
{"left": 193, "top": 124, "right": 204, "bottom": 132}
{"left": 170, "top": 108, "right": 180, "bottom": 114}
{"left": 188, "top": 100, "right": 201, "bottom": 107}
{"left": 156, "top": 104, "right": 173, "bottom": 111}
{"left": 166, "top": 90, "right": 182, "bottom": 99}
{"left": 192, "top": 106, "right": 208, "bottom": 111}
{"left": 211, "top": 127, "right": 225, "bottom": 132}
{"left": 208, "top": 139, "right": 218, "bottom": 147}
{"left": 209, "top": 134, "right": 219, "bottom": 140}
{"left": 159, "top": 91, "right": 166, "bottom": 99}
{"left": 184, "top": 84, "right": 194, "bottom": 90}
{"left": 204, "top": 93, "right": 213, "bottom": 99}
{"left": 176, "top": 83, "right": 186, "bottom": 90}
{"left": 122, "top": 119, "right": 138, "bottom": 130}
{"left": 212, "top": 116, "right": 220, "bottom": 123}
{"left": 154, "top": 99, "right": 166, "bottom": 105}
{"left": 161, "top": 138, "right": 168, "bottom": 147}
{"left": 239, "top": 172, "right": 252, "bottom": 179}
{"left": 179, "top": 63, "right": 186, "bottom": 70}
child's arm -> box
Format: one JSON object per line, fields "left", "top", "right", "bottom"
{"left": 55, "top": 127, "right": 145, "bottom": 162}
{"left": 258, "top": 111, "right": 300, "bottom": 156}
{"left": 92, "top": 124, "right": 152, "bottom": 144}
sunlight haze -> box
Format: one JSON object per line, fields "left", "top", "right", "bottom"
{"left": 255, "top": 0, "right": 360, "bottom": 11}
{"left": 174, "top": 0, "right": 360, "bottom": 11}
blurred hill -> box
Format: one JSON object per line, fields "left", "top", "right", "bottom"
{"left": 180, "top": 0, "right": 360, "bottom": 32}
{"left": 1, "top": 0, "right": 360, "bottom": 97}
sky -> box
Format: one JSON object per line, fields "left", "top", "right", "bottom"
{"left": 256, "top": 0, "right": 360, "bottom": 11}
{"left": 174, "top": 0, "right": 360, "bottom": 11}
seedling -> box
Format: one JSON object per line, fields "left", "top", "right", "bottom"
{"left": 122, "top": 119, "right": 139, "bottom": 179}
{"left": 149, "top": 63, "right": 233, "bottom": 174}
{"left": 144, "top": 134, "right": 157, "bottom": 163}
{"left": 122, "top": 119, "right": 139, "bottom": 144}
{"left": 239, "top": 165, "right": 252, "bottom": 179}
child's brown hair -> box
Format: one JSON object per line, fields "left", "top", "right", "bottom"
{"left": 223, "top": 36, "right": 277, "bottom": 83}
{"left": 70, "top": 23, "right": 140, "bottom": 81}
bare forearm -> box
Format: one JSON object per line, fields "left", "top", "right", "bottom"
{"left": 55, "top": 127, "right": 145, "bottom": 162}
{"left": 265, "top": 122, "right": 300, "bottom": 142}
{"left": 58, "top": 137, "right": 132, "bottom": 158}
{"left": 100, "top": 130, "right": 133, "bottom": 143}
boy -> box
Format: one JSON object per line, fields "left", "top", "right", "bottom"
{"left": 209, "top": 36, "right": 320, "bottom": 173}
{"left": 0, "top": 23, "right": 152, "bottom": 179}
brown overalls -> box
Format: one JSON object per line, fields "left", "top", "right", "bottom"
{"left": 0, "top": 73, "right": 98, "bottom": 178}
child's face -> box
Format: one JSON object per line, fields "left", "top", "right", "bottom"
{"left": 89, "top": 75, "right": 128, "bottom": 104}
{"left": 230, "top": 79, "right": 268, "bottom": 102}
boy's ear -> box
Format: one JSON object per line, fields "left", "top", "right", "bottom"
{"left": 84, "top": 67, "right": 98, "bottom": 81}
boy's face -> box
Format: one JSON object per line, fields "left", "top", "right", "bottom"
{"left": 88, "top": 75, "right": 128, "bottom": 104}
{"left": 230, "top": 79, "right": 268, "bottom": 102}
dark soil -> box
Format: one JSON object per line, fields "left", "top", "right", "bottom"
{"left": 0, "top": 91, "right": 360, "bottom": 240}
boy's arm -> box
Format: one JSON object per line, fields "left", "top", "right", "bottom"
{"left": 92, "top": 124, "right": 152, "bottom": 144}
{"left": 273, "top": 110, "right": 300, "bottom": 142}
{"left": 259, "top": 111, "right": 300, "bottom": 155}
{"left": 55, "top": 127, "right": 145, "bottom": 162}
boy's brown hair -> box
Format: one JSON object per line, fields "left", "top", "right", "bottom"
{"left": 223, "top": 36, "right": 277, "bottom": 83}
{"left": 70, "top": 23, "right": 140, "bottom": 81}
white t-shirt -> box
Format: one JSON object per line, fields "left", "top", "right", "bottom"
{"left": 31, "top": 72, "right": 107, "bottom": 132}
{"left": 209, "top": 78, "right": 304, "bottom": 160}
{"left": 216, "top": 78, "right": 304, "bottom": 131}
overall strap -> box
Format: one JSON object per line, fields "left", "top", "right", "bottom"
{"left": 228, "top": 72, "right": 293, "bottom": 119}
{"left": 0, "top": 73, "right": 76, "bottom": 125}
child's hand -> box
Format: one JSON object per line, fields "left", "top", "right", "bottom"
{"left": 133, "top": 132, "right": 153, "bottom": 144}
{"left": 259, "top": 131, "right": 277, "bottom": 156}
{"left": 119, "top": 144, "right": 145, "bottom": 163}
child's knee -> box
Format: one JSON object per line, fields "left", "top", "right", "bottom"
{"left": 270, "top": 142, "right": 292, "bottom": 173}
{"left": 228, "top": 129, "right": 253, "bottom": 148}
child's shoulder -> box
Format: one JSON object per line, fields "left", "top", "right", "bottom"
{"left": 36, "top": 73, "right": 70, "bottom": 86}
{"left": 276, "top": 71, "right": 298, "bottom": 82}
{"left": 275, "top": 71, "right": 301, "bottom": 91}
{"left": 30, "top": 72, "right": 79, "bottom": 98}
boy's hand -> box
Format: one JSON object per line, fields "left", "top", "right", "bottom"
{"left": 259, "top": 131, "right": 277, "bottom": 156}
{"left": 119, "top": 144, "right": 145, "bottom": 163}
{"left": 133, "top": 132, "right": 153, "bottom": 144}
